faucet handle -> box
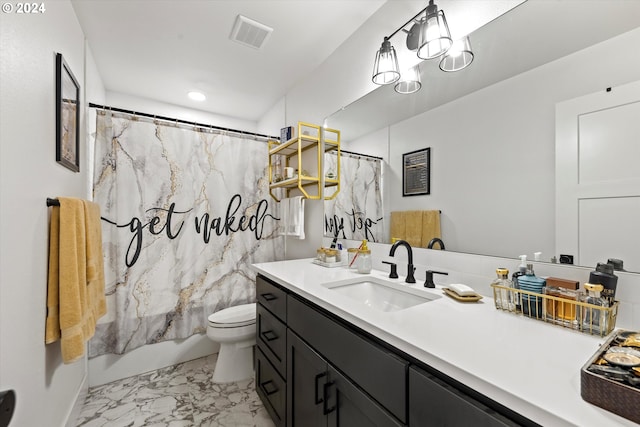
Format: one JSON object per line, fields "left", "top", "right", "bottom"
{"left": 382, "top": 261, "right": 398, "bottom": 279}
{"left": 424, "top": 270, "right": 448, "bottom": 288}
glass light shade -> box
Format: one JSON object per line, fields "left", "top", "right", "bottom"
{"left": 394, "top": 65, "right": 421, "bottom": 94}
{"left": 372, "top": 37, "right": 400, "bottom": 85}
{"left": 417, "top": 3, "right": 452, "bottom": 60}
{"left": 439, "top": 36, "right": 474, "bottom": 72}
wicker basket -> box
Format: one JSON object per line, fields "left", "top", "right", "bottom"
{"left": 580, "top": 331, "right": 640, "bottom": 423}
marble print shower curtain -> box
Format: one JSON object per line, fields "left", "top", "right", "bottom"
{"left": 324, "top": 152, "right": 383, "bottom": 242}
{"left": 90, "top": 111, "right": 282, "bottom": 356}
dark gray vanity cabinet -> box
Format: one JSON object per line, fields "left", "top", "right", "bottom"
{"left": 255, "top": 274, "right": 535, "bottom": 427}
{"left": 409, "top": 365, "right": 520, "bottom": 427}
{"left": 287, "top": 294, "right": 407, "bottom": 426}
{"left": 287, "top": 329, "right": 404, "bottom": 427}
{"left": 256, "top": 275, "right": 288, "bottom": 427}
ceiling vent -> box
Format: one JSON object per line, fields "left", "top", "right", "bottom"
{"left": 230, "top": 15, "right": 273, "bottom": 50}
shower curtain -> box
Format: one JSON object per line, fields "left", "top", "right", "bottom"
{"left": 90, "top": 110, "right": 282, "bottom": 356}
{"left": 324, "top": 152, "right": 383, "bottom": 242}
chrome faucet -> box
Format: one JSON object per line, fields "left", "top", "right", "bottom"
{"left": 389, "top": 240, "right": 416, "bottom": 283}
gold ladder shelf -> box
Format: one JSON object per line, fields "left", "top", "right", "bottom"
{"left": 268, "top": 122, "right": 340, "bottom": 202}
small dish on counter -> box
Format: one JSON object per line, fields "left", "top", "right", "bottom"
{"left": 604, "top": 347, "right": 640, "bottom": 367}
{"left": 442, "top": 287, "right": 483, "bottom": 302}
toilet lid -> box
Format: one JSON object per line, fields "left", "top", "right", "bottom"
{"left": 208, "top": 303, "right": 256, "bottom": 327}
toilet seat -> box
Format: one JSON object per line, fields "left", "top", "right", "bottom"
{"left": 208, "top": 303, "right": 256, "bottom": 328}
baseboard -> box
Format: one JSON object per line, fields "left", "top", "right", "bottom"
{"left": 65, "top": 364, "right": 88, "bottom": 427}
{"left": 88, "top": 333, "right": 217, "bottom": 387}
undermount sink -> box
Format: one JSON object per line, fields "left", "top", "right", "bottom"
{"left": 322, "top": 276, "right": 440, "bottom": 312}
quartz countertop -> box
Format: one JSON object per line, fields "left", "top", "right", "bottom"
{"left": 252, "top": 258, "right": 637, "bottom": 427}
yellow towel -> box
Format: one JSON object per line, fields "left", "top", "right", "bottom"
{"left": 421, "top": 210, "right": 442, "bottom": 248}
{"left": 404, "top": 211, "right": 423, "bottom": 248}
{"left": 84, "top": 200, "right": 106, "bottom": 325}
{"left": 390, "top": 211, "right": 405, "bottom": 244}
{"left": 45, "top": 197, "right": 106, "bottom": 364}
{"left": 390, "top": 210, "right": 442, "bottom": 248}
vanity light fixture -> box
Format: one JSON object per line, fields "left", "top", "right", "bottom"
{"left": 372, "top": 0, "right": 473, "bottom": 94}
{"left": 439, "top": 36, "right": 474, "bottom": 72}
{"left": 188, "top": 91, "right": 206, "bottom": 102}
{"left": 417, "top": 0, "right": 452, "bottom": 60}
{"left": 372, "top": 36, "right": 401, "bottom": 85}
{"left": 394, "top": 65, "right": 421, "bottom": 94}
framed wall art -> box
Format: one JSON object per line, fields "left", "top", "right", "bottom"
{"left": 56, "top": 53, "right": 80, "bottom": 172}
{"left": 402, "top": 147, "right": 430, "bottom": 196}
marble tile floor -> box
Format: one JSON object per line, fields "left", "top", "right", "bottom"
{"left": 76, "top": 354, "right": 275, "bottom": 427}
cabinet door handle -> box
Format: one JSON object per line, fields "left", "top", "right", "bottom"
{"left": 260, "top": 380, "right": 279, "bottom": 396}
{"left": 261, "top": 330, "right": 278, "bottom": 342}
{"left": 314, "top": 372, "right": 327, "bottom": 404}
{"left": 260, "top": 292, "right": 277, "bottom": 301}
{"left": 323, "top": 381, "right": 336, "bottom": 415}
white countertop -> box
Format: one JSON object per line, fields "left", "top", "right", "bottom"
{"left": 252, "top": 258, "right": 637, "bottom": 427}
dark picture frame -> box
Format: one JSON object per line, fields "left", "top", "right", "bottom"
{"left": 402, "top": 147, "right": 430, "bottom": 196}
{"left": 56, "top": 53, "right": 80, "bottom": 172}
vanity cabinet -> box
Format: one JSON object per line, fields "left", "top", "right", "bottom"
{"left": 287, "top": 295, "right": 407, "bottom": 424}
{"left": 255, "top": 274, "right": 536, "bottom": 427}
{"left": 256, "top": 275, "right": 288, "bottom": 427}
{"left": 287, "top": 330, "right": 404, "bottom": 427}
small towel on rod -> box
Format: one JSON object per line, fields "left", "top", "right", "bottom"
{"left": 421, "top": 210, "right": 442, "bottom": 248}
{"left": 390, "top": 210, "right": 441, "bottom": 247}
{"left": 279, "top": 196, "right": 305, "bottom": 239}
{"left": 45, "top": 197, "right": 106, "bottom": 364}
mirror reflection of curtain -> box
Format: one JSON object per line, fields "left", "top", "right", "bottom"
{"left": 90, "top": 110, "right": 282, "bottom": 356}
{"left": 324, "top": 151, "right": 383, "bottom": 242}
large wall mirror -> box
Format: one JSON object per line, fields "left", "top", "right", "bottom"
{"left": 324, "top": 0, "right": 640, "bottom": 273}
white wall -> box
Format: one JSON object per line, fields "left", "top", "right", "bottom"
{"left": 0, "top": 1, "right": 104, "bottom": 425}
{"left": 106, "top": 91, "right": 258, "bottom": 133}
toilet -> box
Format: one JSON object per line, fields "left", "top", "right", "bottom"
{"left": 206, "top": 302, "right": 257, "bottom": 383}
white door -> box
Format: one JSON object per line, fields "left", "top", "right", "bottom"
{"left": 556, "top": 80, "right": 640, "bottom": 272}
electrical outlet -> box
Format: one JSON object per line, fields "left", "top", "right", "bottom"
{"left": 559, "top": 254, "right": 574, "bottom": 264}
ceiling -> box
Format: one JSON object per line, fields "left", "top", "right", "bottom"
{"left": 71, "top": 0, "right": 386, "bottom": 122}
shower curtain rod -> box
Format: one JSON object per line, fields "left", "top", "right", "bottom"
{"left": 337, "top": 149, "right": 383, "bottom": 161}
{"left": 88, "top": 103, "right": 280, "bottom": 141}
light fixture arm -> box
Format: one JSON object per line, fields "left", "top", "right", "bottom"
{"left": 386, "top": 4, "right": 430, "bottom": 41}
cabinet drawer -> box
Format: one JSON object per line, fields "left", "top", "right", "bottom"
{"left": 256, "top": 347, "right": 286, "bottom": 427}
{"left": 287, "top": 295, "right": 407, "bottom": 424}
{"left": 257, "top": 303, "right": 287, "bottom": 379}
{"left": 257, "top": 275, "right": 287, "bottom": 322}
{"left": 409, "top": 366, "right": 519, "bottom": 427}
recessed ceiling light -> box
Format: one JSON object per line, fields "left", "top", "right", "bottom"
{"left": 188, "top": 91, "right": 206, "bottom": 101}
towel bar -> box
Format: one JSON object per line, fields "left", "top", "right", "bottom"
{"left": 47, "top": 198, "right": 60, "bottom": 206}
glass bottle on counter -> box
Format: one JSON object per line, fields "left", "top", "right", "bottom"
{"left": 511, "top": 255, "right": 527, "bottom": 311}
{"left": 581, "top": 283, "right": 609, "bottom": 335}
{"left": 491, "top": 268, "right": 514, "bottom": 311}
{"left": 543, "top": 278, "right": 581, "bottom": 327}
{"left": 347, "top": 247, "right": 359, "bottom": 269}
{"left": 357, "top": 240, "right": 372, "bottom": 274}
{"left": 325, "top": 249, "right": 338, "bottom": 264}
